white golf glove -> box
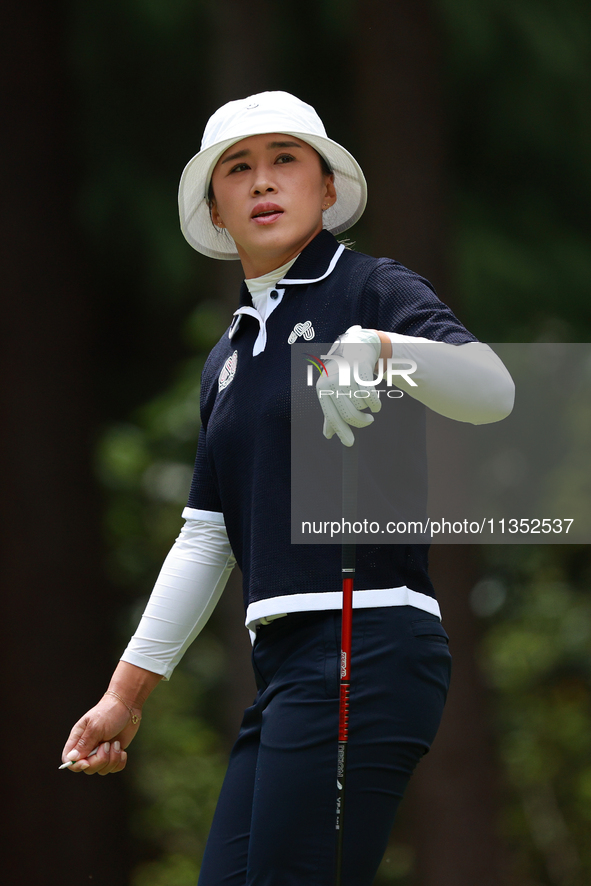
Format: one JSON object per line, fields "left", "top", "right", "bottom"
{"left": 316, "top": 325, "right": 382, "bottom": 447}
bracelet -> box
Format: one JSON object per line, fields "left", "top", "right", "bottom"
{"left": 105, "top": 689, "right": 141, "bottom": 725}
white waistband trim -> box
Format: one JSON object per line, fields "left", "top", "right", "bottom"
{"left": 245, "top": 586, "right": 440, "bottom": 632}
{"left": 182, "top": 507, "right": 226, "bottom": 525}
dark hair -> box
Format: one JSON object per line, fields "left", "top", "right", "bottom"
{"left": 207, "top": 148, "right": 333, "bottom": 208}
{"left": 318, "top": 152, "right": 333, "bottom": 178}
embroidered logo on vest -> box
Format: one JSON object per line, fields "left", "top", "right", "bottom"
{"left": 288, "top": 321, "right": 315, "bottom": 344}
{"left": 219, "top": 350, "right": 238, "bottom": 391}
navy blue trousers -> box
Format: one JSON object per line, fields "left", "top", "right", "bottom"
{"left": 198, "top": 606, "right": 451, "bottom": 886}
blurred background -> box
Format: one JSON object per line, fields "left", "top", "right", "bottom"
{"left": 2, "top": 1, "right": 591, "bottom": 884}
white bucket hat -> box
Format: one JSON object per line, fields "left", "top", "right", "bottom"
{"left": 178, "top": 91, "right": 367, "bottom": 260}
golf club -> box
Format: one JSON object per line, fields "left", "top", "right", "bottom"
{"left": 335, "top": 441, "right": 358, "bottom": 885}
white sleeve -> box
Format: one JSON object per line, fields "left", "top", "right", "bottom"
{"left": 384, "top": 334, "right": 515, "bottom": 424}
{"left": 120, "top": 514, "right": 236, "bottom": 680}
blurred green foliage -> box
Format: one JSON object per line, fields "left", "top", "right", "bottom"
{"left": 478, "top": 547, "right": 591, "bottom": 885}
{"left": 94, "top": 306, "right": 231, "bottom": 882}
{"left": 70, "top": 0, "right": 591, "bottom": 883}
{"left": 439, "top": 0, "right": 591, "bottom": 343}
{"left": 129, "top": 665, "right": 228, "bottom": 886}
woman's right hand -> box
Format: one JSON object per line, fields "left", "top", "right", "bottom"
{"left": 61, "top": 692, "right": 142, "bottom": 775}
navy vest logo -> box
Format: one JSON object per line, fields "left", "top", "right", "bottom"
{"left": 288, "top": 320, "right": 315, "bottom": 344}
{"left": 219, "top": 350, "right": 238, "bottom": 391}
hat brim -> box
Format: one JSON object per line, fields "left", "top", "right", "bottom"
{"left": 178, "top": 131, "right": 367, "bottom": 260}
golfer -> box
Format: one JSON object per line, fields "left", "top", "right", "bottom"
{"left": 62, "top": 91, "right": 514, "bottom": 885}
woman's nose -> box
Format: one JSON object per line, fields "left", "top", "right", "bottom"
{"left": 250, "top": 176, "right": 277, "bottom": 196}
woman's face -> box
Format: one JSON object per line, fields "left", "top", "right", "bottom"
{"left": 209, "top": 133, "right": 336, "bottom": 277}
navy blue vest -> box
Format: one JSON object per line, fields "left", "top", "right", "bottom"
{"left": 187, "top": 231, "right": 476, "bottom": 613}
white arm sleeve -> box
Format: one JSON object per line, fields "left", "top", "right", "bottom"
{"left": 385, "top": 335, "right": 515, "bottom": 424}
{"left": 120, "top": 515, "right": 236, "bottom": 680}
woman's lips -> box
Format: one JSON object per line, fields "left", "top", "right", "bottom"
{"left": 252, "top": 212, "right": 283, "bottom": 225}
{"left": 251, "top": 203, "right": 284, "bottom": 225}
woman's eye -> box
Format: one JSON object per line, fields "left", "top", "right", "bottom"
{"left": 276, "top": 154, "right": 294, "bottom": 164}
{"left": 229, "top": 163, "right": 249, "bottom": 174}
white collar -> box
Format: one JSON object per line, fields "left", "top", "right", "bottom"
{"left": 245, "top": 255, "right": 299, "bottom": 297}
{"left": 228, "top": 242, "right": 346, "bottom": 354}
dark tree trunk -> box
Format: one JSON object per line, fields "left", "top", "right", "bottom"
{"left": 353, "top": 2, "right": 505, "bottom": 883}
{"left": 0, "top": 2, "right": 130, "bottom": 883}
{"left": 353, "top": 0, "right": 449, "bottom": 287}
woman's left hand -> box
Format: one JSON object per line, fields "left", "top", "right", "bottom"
{"left": 61, "top": 694, "right": 140, "bottom": 775}
{"left": 316, "top": 326, "right": 382, "bottom": 446}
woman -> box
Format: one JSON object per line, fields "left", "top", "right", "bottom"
{"left": 62, "top": 91, "right": 514, "bottom": 885}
